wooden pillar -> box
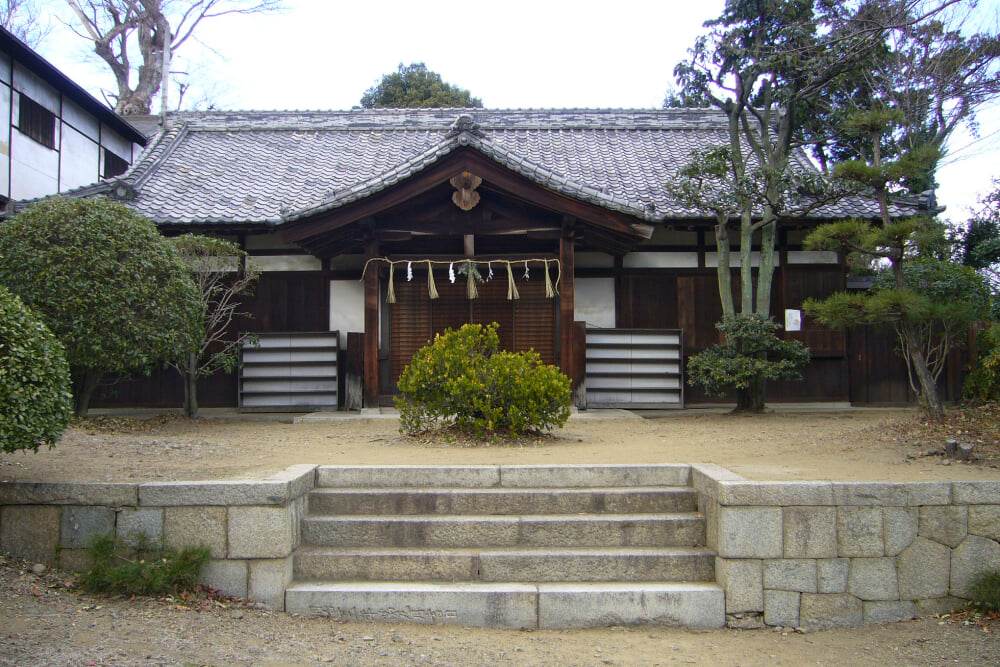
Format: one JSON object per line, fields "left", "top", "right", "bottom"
{"left": 363, "top": 239, "right": 379, "bottom": 408}
{"left": 560, "top": 221, "right": 576, "bottom": 380}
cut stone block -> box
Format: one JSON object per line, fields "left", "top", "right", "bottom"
{"left": 164, "top": 506, "right": 227, "bottom": 559}
{"left": 717, "top": 507, "right": 783, "bottom": 559}
{"left": 60, "top": 506, "right": 115, "bottom": 549}
{"left": 201, "top": 559, "right": 247, "bottom": 599}
{"left": 864, "top": 600, "right": 915, "bottom": 624}
{"left": 0, "top": 482, "right": 137, "bottom": 507}
{"left": 537, "top": 582, "right": 725, "bottom": 630}
{"left": 919, "top": 506, "right": 968, "bottom": 548}
{"left": 286, "top": 582, "right": 537, "bottom": 629}
{"left": 140, "top": 480, "right": 291, "bottom": 507}
{"left": 969, "top": 505, "right": 1000, "bottom": 542}
{"left": 228, "top": 506, "right": 294, "bottom": 559}
{"left": 764, "top": 559, "right": 818, "bottom": 593}
{"left": 764, "top": 590, "right": 800, "bottom": 627}
{"left": 783, "top": 506, "right": 836, "bottom": 558}
{"left": 116, "top": 507, "right": 163, "bottom": 546}
{"left": 817, "top": 559, "right": 850, "bottom": 594}
{"left": 316, "top": 466, "right": 499, "bottom": 488}
{"left": 832, "top": 483, "right": 950, "bottom": 507}
{"left": 0, "top": 506, "right": 61, "bottom": 565}
{"left": 898, "top": 537, "right": 950, "bottom": 600}
{"left": 799, "top": 593, "right": 863, "bottom": 631}
{"left": 716, "top": 558, "right": 762, "bottom": 613}
{"left": 249, "top": 558, "right": 293, "bottom": 610}
{"left": 848, "top": 558, "right": 899, "bottom": 601}
{"left": 837, "top": 507, "right": 884, "bottom": 557}
{"left": 914, "top": 596, "right": 965, "bottom": 617}
{"left": 502, "top": 464, "right": 691, "bottom": 488}
{"left": 716, "top": 481, "right": 834, "bottom": 507}
{"left": 726, "top": 612, "right": 764, "bottom": 629}
{"left": 953, "top": 481, "right": 1000, "bottom": 505}
{"left": 57, "top": 548, "right": 90, "bottom": 572}
{"left": 884, "top": 507, "right": 918, "bottom": 556}
{"left": 951, "top": 535, "right": 1000, "bottom": 599}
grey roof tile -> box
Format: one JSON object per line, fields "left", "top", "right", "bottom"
{"left": 110, "top": 108, "right": 918, "bottom": 227}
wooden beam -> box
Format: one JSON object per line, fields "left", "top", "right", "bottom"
{"left": 363, "top": 239, "right": 379, "bottom": 408}
{"left": 560, "top": 220, "right": 576, "bottom": 378}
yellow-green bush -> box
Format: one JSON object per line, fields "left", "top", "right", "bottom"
{"left": 395, "top": 323, "right": 571, "bottom": 436}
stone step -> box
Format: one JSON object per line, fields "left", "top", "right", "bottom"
{"left": 307, "top": 486, "right": 698, "bottom": 516}
{"left": 284, "top": 581, "right": 725, "bottom": 630}
{"left": 301, "top": 513, "right": 705, "bottom": 548}
{"left": 294, "top": 545, "right": 715, "bottom": 583}
{"left": 314, "top": 464, "right": 691, "bottom": 489}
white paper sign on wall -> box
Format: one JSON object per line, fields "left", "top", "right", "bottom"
{"left": 785, "top": 309, "right": 802, "bottom": 332}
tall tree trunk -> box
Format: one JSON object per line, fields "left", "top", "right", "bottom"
{"left": 903, "top": 320, "right": 945, "bottom": 420}
{"left": 183, "top": 351, "right": 199, "bottom": 418}
{"left": 735, "top": 376, "right": 766, "bottom": 413}
{"left": 755, "top": 215, "right": 778, "bottom": 315}
{"left": 715, "top": 217, "right": 735, "bottom": 318}
{"left": 75, "top": 370, "right": 101, "bottom": 418}
{"left": 739, "top": 209, "right": 754, "bottom": 315}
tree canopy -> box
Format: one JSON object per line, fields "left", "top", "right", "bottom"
{"left": 360, "top": 63, "right": 483, "bottom": 109}
{"left": 0, "top": 197, "right": 202, "bottom": 415}
{"left": 168, "top": 234, "right": 260, "bottom": 418}
{"left": 64, "top": 0, "right": 284, "bottom": 115}
{"left": 0, "top": 286, "right": 72, "bottom": 453}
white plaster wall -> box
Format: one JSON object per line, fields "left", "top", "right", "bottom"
{"left": 252, "top": 255, "right": 322, "bottom": 272}
{"left": 329, "top": 279, "right": 365, "bottom": 348}
{"left": 705, "top": 252, "right": 780, "bottom": 268}
{"left": 0, "top": 52, "right": 11, "bottom": 84}
{"left": 0, "top": 85, "right": 9, "bottom": 200}
{"left": 11, "top": 128, "right": 57, "bottom": 200}
{"left": 624, "top": 252, "right": 699, "bottom": 269}
{"left": 12, "top": 64, "right": 58, "bottom": 112}
{"left": 788, "top": 250, "right": 838, "bottom": 264}
{"left": 100, "top": 124, "right": 132, "bottom": 158}
{"left": 575, "top": 277, "right": 615, "bottom": 328}
{"left": 61, "top": 98, "right": 99, "bottom": 142}
{"left": 59, "top": 124, "right": 99, "bottom": 190}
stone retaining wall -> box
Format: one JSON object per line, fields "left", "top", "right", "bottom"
{"left": 3, "top": 462, "right": 999, "bottom": 629}
{"left": 0, "top": 465, "right": 317, "bottom": 610}
{"left": 692, "top": 464, "right": 1000, "bottom": 630}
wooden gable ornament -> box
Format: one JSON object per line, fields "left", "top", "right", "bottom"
{"left": 450, "top": 171, "right": 482, "bottom": 211}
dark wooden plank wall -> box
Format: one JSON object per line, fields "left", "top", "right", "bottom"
{"left": 92, "top": 272, "right": 329, "bottom": 409}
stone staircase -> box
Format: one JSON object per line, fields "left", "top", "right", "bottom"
{"left": 284, "top": 465, "right": 724, "bottom": 629}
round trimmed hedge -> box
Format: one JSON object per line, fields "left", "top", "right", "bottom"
{"left": 0, "top": 286, "right": 72, "bottom": 453}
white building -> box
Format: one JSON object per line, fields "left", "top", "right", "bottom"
{"left": 0, "top": 27, "right": 147, "bottom": 205}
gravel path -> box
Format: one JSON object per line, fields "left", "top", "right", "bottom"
{"left": 2, "top": 557, "right": 998, "bottom": 666}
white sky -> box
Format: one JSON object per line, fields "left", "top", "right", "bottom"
{"left": 32, "top": 0, "right": 1000, "bottom": 219}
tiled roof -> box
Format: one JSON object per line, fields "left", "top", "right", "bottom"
{"left": 106, "top": 108, "right": 917, "bottom": 226}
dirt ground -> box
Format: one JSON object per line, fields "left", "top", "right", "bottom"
{"left": 1, "top": 555, "right": 998, "bottom": 667}
{"left": 3, "top": 407, "right": 1000, "bottom": 664}
{"left": 1, "top": 406, "right": 998, "bottom": 483}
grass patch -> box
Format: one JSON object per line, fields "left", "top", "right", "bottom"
{"left": 79, "top": 533, "right": 209, "bottom": 597}
{"left": 971, "top": 570, "right": 1000, "bottom": 614}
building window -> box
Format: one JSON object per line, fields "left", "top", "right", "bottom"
{"left": 17, "top": 95, "right": 56, "bottom": 149}
{"left": 103, "top": 148, "right": 130, "bottom": 179}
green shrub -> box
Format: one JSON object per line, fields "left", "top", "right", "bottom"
{"left": 0, "top": 197, "right": 203, "bottom": 416}
{"left": 0, "top": 286, "right": 73, "bottom": 453}
{"left": 395, "top": 323, "right": 571, "bottom": 436}
{"left": 970, "top": 570, "right": 1000, "bottom": 613}
{"left": 965, "top": 323, "right": 1000, "bottom": 403}
{"left": 80, "top": 533, "right": 210, "bottom": 597}
{"left": 686, "top": 314, "right": 810, "bottom": 413}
